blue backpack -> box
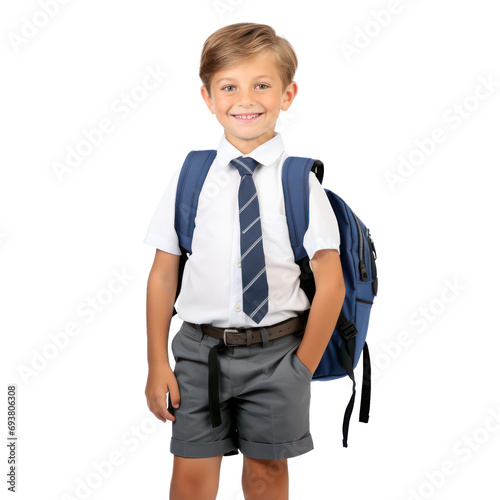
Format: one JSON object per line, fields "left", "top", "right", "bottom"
{"left": 172, "top": 150, "right": 378, "bottom": 447}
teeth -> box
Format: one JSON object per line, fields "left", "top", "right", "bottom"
{"left": 234, "top": 113, "right": 260, "bottom": 119}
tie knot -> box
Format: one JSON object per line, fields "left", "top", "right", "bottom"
{"left": 230, "top": 156, "right": 260, "bottom": 178}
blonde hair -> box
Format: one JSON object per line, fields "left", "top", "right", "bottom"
{"left": 199, "top": 22, "right": 298, "bottom": 97}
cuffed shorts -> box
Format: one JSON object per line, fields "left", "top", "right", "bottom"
{"left": 167, "top": 320, "right": 314, "bottom": 460}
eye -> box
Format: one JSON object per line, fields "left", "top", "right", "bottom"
{"left": 222, "top": 85, "right": 236, "bottom": 92}
{"left": 256, "top": 83, "right": 270, "bottom": 89}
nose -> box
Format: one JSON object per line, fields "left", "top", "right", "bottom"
{"left": 236, "top": 86, "right": 254, "bottom": 107}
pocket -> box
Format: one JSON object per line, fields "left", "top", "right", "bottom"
{"left": 172, "top": 323, "right": 202, "bottom": 363}
{"left": 171, "top": 331, "right": 179, "bottom": 358}
{"left": 292, "top": 348, "right": 313, "bottom": 381}
{"left": 180, "top": 322, "right": 202, "bottom": 342}
{"left": 260, "top": 211, "right": 293, "bottom": 257}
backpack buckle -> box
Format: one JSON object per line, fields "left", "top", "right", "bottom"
{"left": 340, "top": 321, "right": 357, "bottom": 341}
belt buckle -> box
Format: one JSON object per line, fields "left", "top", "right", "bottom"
{"left": 223, "top": 328, "right": 242, "bottom": 346}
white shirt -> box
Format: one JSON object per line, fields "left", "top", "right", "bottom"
{"left": 143, "top": 131, "right": 341, "bottom": 328}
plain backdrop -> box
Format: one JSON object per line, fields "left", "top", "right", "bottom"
{"left": 1, "top": 1, "right": 499, "bottom": 499}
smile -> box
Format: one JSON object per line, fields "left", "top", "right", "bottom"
{"left": 231, "top": 113, "right": 263, "bottom": 122}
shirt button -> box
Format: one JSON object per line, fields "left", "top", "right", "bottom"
{"left": 236, "top": 259, "right": 241, "bottom": 268}
{"left": 234, "top": 303, "right": 242, "bottom": 312}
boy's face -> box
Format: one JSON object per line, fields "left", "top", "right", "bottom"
{"left": 200, "top": 53, "right": 297, "bottom": 154}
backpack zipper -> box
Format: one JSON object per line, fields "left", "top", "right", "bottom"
{"left": 367, "top": 227, "right": 378, "bottom": 296}
{"left": 352, "top": 211, "right": 369, "bottom": 281}
{"left": 367, "top": 228, "right": 377, "bottom": 261}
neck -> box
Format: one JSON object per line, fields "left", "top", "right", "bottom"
{"left": 225, "top": 130, "right": 276, "bottom": 155}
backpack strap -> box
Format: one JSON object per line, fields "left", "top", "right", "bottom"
{"left": 281, "top": 157, "right": 324, "bottom": 320}
{"left": 175, "top": 150, "right": 217, "bottom": 254}
{"left": 337, "top": 311, "right": 370, "bottom": 446}
{"left": 281, "top": 156, "right": 324, "bottom": 261}
{"left": 338, "top": 338, "right": 370, "bottom": 446}
{"left": 172, "top": 150, "right": 216, "bottom": 317}
{"left": 360, "top": 343, "right": 371, "bottom": 424}
{"left": 337, "top": 313, "right": 357, "bottom": 447}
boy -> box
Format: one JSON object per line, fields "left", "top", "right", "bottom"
{"left": 144, "top": 22, "right": 345, "bottom": 500}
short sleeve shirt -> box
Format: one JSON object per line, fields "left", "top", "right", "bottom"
{"left": 143, "top": 132, "right": 341, "bottom": 328}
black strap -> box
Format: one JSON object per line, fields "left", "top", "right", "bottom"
{"left": 208, "top": 339, "right": 228, "bottom": 428}
{"left": 336, "top": 310, "right": 371, "bottom": 447}
{"left": 359, "top": 343, "right": 371, "bottom": 423}
{"left": 338, "top": 336, "right": 356, "bottom": 447}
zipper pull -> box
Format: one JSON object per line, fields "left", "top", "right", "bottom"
{"left": 360, "top": 261, "right": 369, "bottom": 280}
{"left": 367, "top": 228, "right": 377, "bottom": 260}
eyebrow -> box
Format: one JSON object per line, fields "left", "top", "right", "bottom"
{"left": 215, "top": 74, "right": 275, "bottom": 84}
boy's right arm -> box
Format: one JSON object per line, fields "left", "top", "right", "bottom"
{"left": 144, "top": 248, "right": 181, "bottom": 423}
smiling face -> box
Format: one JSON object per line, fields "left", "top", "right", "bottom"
{"left": 200, "top": 52, "right": 298, "bottom": 154}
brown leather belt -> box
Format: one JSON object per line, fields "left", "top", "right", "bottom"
{"left": 185, "top": 315, "right": 306, "bottom": 346}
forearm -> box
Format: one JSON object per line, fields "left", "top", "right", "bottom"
{"left": 297, "top": 282, "right": 346, "bottom": 374}
{"left": 145, "top": 273, "right": 178, "bottom": 367}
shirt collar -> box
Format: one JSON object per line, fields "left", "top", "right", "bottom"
{"left": 215, "top": 131, "right": 285, "bottom": 168}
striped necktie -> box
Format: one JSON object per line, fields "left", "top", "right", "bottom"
{"left": 230, "top": 156, "right": 269, "bottom": 324}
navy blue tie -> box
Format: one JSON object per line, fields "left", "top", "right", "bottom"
{"left": 230, "top": 156, "right": 269, "bottom": 324}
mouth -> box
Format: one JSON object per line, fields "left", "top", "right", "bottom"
{"left": 231, "top": 113, "right": 263, "bottom": 122}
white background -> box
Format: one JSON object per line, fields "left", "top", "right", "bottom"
{"left": 1, "top": 1, "right": 499, "bottom": 499}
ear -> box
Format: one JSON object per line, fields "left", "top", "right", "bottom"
{"left": 200, "top": 85, "right": 214, "bottom": 114}
{"left": 281, "top": 81, "right": 298, "bottom": 112}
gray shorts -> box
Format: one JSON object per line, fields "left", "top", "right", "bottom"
{"left": 167, "top": 320, "right": 314, "bottom": 460}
